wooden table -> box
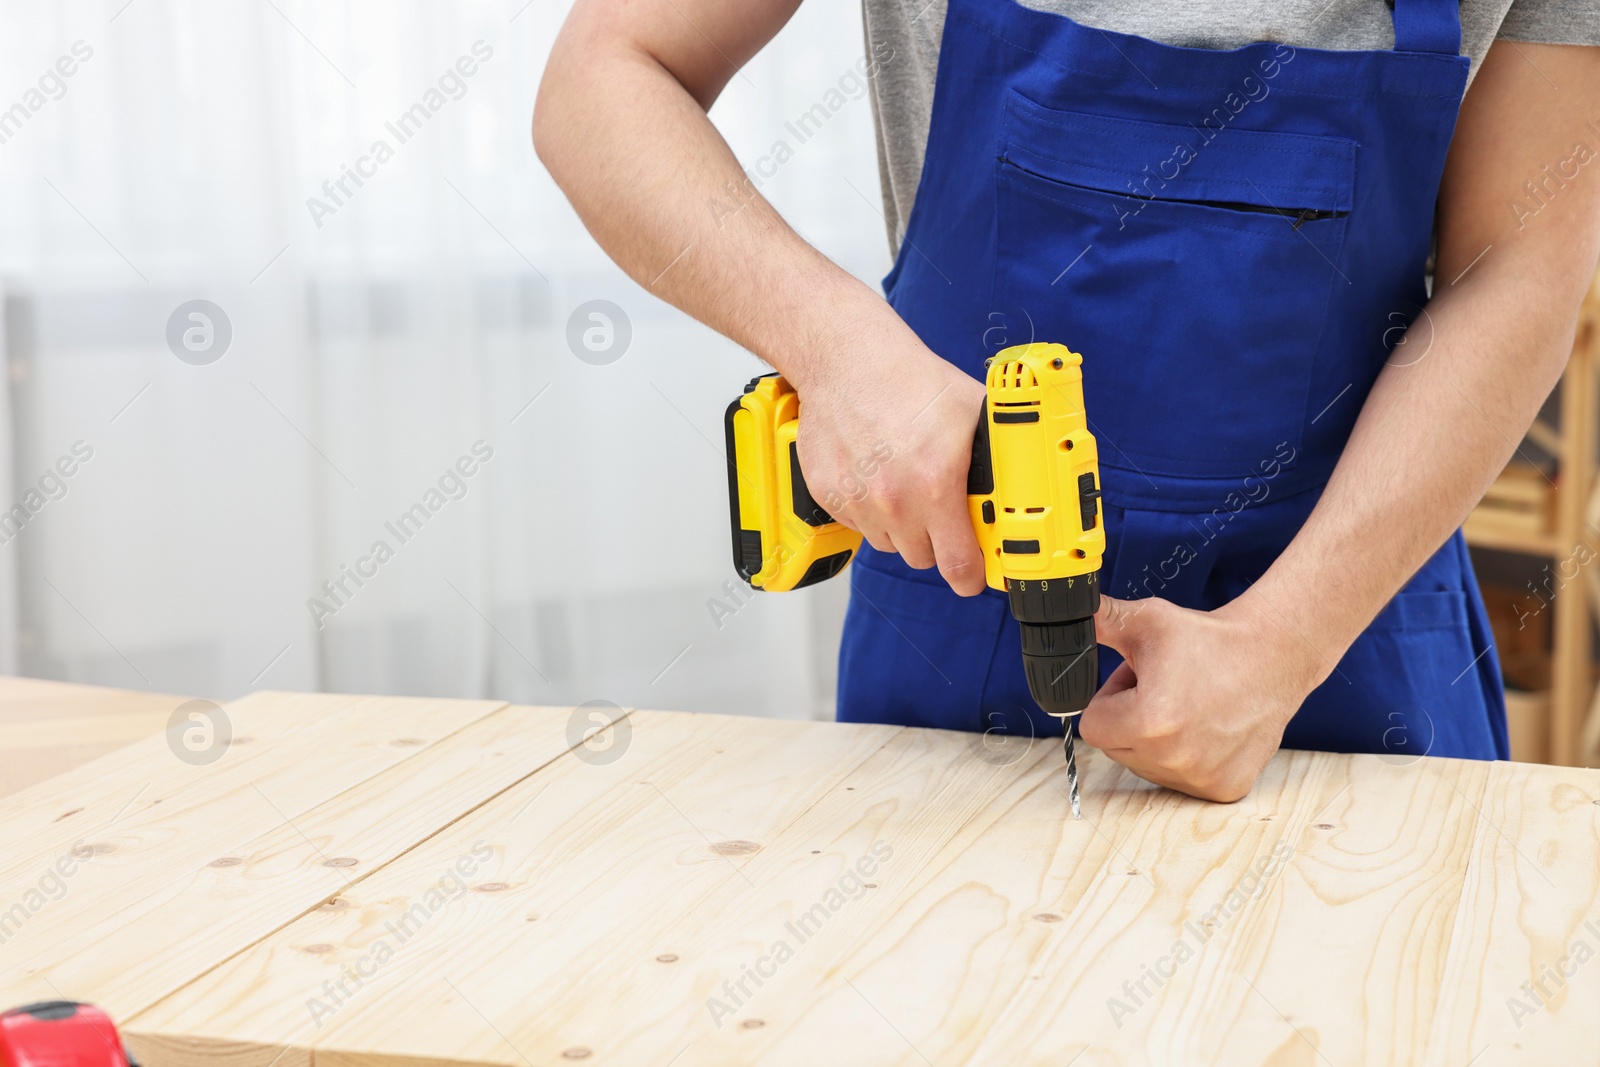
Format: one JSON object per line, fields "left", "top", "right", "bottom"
{"left": 0, "top": 676, "right": 193, "bottom": 798}
{"left": 0, "top": 689, "right": 1596, "bottom": 1066}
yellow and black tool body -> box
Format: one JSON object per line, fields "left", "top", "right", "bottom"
{"left": 723, "top": 373, "right": 861, "bottom": 591}
{"left": 725, "top": 341, "right": 1106, "bottom": 720}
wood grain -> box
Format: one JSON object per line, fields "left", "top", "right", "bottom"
{"left": 2, "top": 687, "right": 1597, "bottom": 1066}
{"left": 126, "top": 711, "right": 901, "bottom": 1067}
{"left": 1423, "top": 761, "right": 1600, "bottom": 1064}
{"left": 0, "top": 693, "right": 518, "bottom": 1020}
{"left": 2, "top": 702, "right": 626, "bottom": 1024}
{"left": 0, "top": 676, "right": 196, "bottom": 798}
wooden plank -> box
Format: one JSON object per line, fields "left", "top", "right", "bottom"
{"left": 126, "top": 711, "right": 903, "bottom": 1067}
{"left": 127, "top": 729, "right": 1461, "bottom": 1067}
{"left": 1524, "top": 418, "right": 1562, "bottom": 460}
{"left": 0, "top": 676, "right": 197, "bottom": 799}
{"left": 127, "top": 734, "right": 1561, "bottom": 1067}
{"left": 0, "top": 691, "right": 352, "bottom": 843}
{"left": 1462, "top": 513, "right": 1559, "bottom": 557}
{"left": 0, "top": 693, "right": 509, "bottom": 1003}
{"left": 0, "top": 692, "right": 500, "bottom": 899}
{"left": 385, "top": 723, "right": 1076, "bottom": 1067}
{"left": 0, "top": 712, "right": 182, "bottom": 750}
{"left": 1180, "top": 755, "right": 1491, "bottom": 1067}
{"left": 638, "top": 737, "right": 1161, "bottom": 1067}
{"left": 0, "top": 702, "right": 627, "bottom": 1027}
{"left": 1423, "top": 761, "right": 1600, "bottom": 1065}
{"left": 0, "top": 675, "right": 191, "bottom": 727}
{"left": 3, "top": 690, "right": 1594, "bottom": 1067}
{"left": 707, "top": 751, "right": 1344, "bottom": 1067}
{"left": 1505, "top": 689, "right": 1552, "bottom": 764}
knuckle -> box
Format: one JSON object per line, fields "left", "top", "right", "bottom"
{"left": 1103, "top": 597, "right": 1141, "bottom": 632}
{"left": 939, "top": 557, "right": 980, "bottom": 590}
{"left": 940, "top": 554, "right": 974, "bottom": 578}
{"left": 1162, "top": 747, "right": 1201, "bottom": 776}
{"left": 1142, "top": 707, "right": 1182, "bottom": 741}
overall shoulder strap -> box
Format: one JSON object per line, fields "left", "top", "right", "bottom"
{"left": 1390, "top": 0, "right": 1462, "bottom": 55}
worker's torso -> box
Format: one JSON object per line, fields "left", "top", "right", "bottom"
{"left": 836, "top": 0, "right": 1509, "bottom": 761}
{"left": 863, "top": 0, "right": 1558, "bottom": 253}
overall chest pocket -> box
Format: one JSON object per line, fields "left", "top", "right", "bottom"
{"left": 994, "top": 92, "right": 1357, "bottom": 480}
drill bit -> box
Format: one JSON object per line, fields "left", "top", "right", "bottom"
{"left": 1063, "top": 725, "right": 1082, "bottom": 820}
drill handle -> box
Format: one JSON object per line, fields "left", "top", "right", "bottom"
{"left": 967, "top": 399, "right": 995, "bottom": 496}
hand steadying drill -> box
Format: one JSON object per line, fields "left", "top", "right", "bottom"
{"left": 1080, "top": 596, "right": 1323, "bottom": 802}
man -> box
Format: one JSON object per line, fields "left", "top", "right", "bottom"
{"left": 536, "top": 0, "right": 1600, "bottom": 800}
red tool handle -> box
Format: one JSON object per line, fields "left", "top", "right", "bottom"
{"left": 0, "top": 1002, "right": 137, "bottom": 1067}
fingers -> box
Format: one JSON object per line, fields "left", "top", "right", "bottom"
{"left": 926, "top": 497, "right": 985, "bottom": 596}
{"left": 1080, "top": 680, "right": 1256, "bottom": 803}
{"left": 893, "top": 528, "right": 936, "bottom": 571}
{"left": 1078, "top": 675, "right": 1141, "bottom": 751}
{"left": 791, "top": 363, "right": 988, "bottom": 595}
{"left": 857, "top": 524, "right": 897, "bottom": 556}
{"left": 828, "top": 450, "right": 982, "bottom": 593}
{"left": 1096, "top": 659, "right": 1136, "bottom": 700}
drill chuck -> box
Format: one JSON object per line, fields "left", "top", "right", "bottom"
{"left": 1008, "top": 575, "right": 1100, "bottom": 718}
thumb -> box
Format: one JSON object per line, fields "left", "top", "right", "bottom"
{"left": 1093, "top": 594, "right": 1157, "bottom": 660}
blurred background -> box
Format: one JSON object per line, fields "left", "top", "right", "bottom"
{"left": 0, "top": 0, "right": 886, "bottom": 721}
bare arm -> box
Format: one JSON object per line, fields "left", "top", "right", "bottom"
{"left": 1246, "top": 41, "right": 1600, "bottom": 661}
{"left": 535, "top": 0, "right": 988, "bottom": 593}
{"left": 1084, "top": 41, "right": 1600, "bottom": 801}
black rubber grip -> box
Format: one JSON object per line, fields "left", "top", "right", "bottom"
{"left": 967, "top": 400, "right": 994, "bottom": 495}
{"left": 788, "top": 442, "right": 834, "bottom": 527}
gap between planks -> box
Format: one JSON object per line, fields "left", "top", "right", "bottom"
{"left": 102, "top": 700, "right": 635, "bottom": 1025}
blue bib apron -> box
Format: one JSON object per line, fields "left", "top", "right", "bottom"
{"left": 837, "top": 0, "right": 1510, "bottom": 760}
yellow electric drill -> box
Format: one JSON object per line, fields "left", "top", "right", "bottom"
{"left": 724, "top": 342, "right": 1105, "bottom": 813}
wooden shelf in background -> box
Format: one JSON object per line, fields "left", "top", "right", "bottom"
{"left": 1464, "top": 268, "right": 1600, "bottom": 766}
{"left": 1503, "top": 688, "right": 1551, "bottom": 763}
{"left": 1463, "top": 517, "right": 1561, "bottom": 558}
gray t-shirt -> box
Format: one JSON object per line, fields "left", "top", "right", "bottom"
{"left": 864, "top": 0, "right": 1600, "bottom": 254}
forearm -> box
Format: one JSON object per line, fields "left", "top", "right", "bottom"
{"left": 1235, "top": 42, "right": 1600, "bottom": 686}
{"left": 533, "top": 22, "right": 899, "bottom": 389}
{"left": 1238, "top": 263, "right": 1584, "bottom": 680}
{"left": 536, "top": 1, "right": 992, "bottom": 589}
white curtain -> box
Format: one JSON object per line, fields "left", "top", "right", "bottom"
{"left": 0, "top": 0, "right": 887, "bottom": 719}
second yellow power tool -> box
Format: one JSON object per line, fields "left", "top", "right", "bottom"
{"left": 724, "top": 342, "right": 1106, "bottom": 808}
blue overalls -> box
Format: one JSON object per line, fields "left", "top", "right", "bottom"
{"left": 837, "top": 0, "right": 1510, "bottom": 760}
